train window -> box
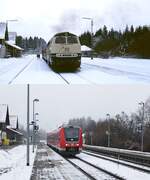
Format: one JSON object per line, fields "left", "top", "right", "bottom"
{"left": 64, "top": 127, "right": 79, "bottom": 141}
{"left": 67, "top": 36, "right": 78, "bottom": 44}
{"left": 55, "top": 36, "right": 66, "bottom": 44}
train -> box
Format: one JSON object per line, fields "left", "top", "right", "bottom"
{"left": 42, "top": 32, "right": 81, "bottom": 71}
{"left": 47, "top": 125, "right": 83, "bottom": 155}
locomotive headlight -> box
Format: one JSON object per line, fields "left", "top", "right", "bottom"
{"left": 66, "top": 143, "right": 69, "bottom": 146}
{"left": 76, "top": 144, "right": 79, "bottom": 146}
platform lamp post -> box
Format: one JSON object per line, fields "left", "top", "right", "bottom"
{"left": 82, "top": 17, "right": 94, "bottom": 60}
{"left": 139, "top": 101, "right": 145, "bottom": 152}
{"left": 32, "top": 99, "right": 39, "bottom": 153}
{"left": 121, "top": 111, "right": 125, "bottom": 121}
{"left": 106, "top": 113, "right": 111, "bottom": 147}
{"left": 34, "top": 112, "right": 39, "bottom": 148}
{"left": 27, "top": 84, "right": 30, "bottom": 166}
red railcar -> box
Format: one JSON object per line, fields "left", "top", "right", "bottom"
{"left": 47, "top": 125, "right": 82, "bottom": 155}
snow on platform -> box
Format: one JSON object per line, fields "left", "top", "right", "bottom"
{"left": 30, "top": 142, "right": 88, "bottom": 180}
{"left": 0, "top": 145, "right": 36, "bottom": 180}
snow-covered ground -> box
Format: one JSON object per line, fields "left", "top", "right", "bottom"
{"left": 0, "top": 145, "right": 36, "bottom": 180}
{"left": 0, "top": 55, "right": 150, "bottom": 84}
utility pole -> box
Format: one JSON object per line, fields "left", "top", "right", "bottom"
{"left": 106, "top": 113, "right": 110, "bottom": 147}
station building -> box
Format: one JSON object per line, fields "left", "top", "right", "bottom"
{"left": 0, "top": 104, "right": 24, "bottom": 145}
{"left": 0, "top": 22, "right": 23, "bottom": 58}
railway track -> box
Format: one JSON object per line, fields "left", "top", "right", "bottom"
{"left": 65, "top": 156, "right": 124, "bottom": 180}
{"left": 55, "top": 71, "right": 97, "bottom": 85}
{"left": 56, "top": 72, "right": 70, "bottom": 84}
{"left": 8, "top": 59, "right": 34, "bottom": 84}
{"left": 83, "top": 150, "right": 150, "bottom": 174}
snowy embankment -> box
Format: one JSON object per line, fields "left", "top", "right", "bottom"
{"left": 82, "top": 57, "right": 150, "bottom": 83}
{"left": 0, "top": 145, "right": 36, "bottom": 180}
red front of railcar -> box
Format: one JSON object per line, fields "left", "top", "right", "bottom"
{"left": 59, "top": 126, "right": 82, "bottom": 154}
{"left": 47, "top": 126, "right": 82, "bottom": 155}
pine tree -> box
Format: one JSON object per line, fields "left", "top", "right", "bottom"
{"left": 5, "top": 24, "right": 9, "bottom": 41}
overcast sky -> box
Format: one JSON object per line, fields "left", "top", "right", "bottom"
{"left": 0, "top": 85, "right": 150, "bottom": 132}
{"left": 0, "top": 0, "right": 150, "bottom": 41}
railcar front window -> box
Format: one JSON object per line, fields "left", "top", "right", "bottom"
{"left": 64, "top": 127, "right": 79, "bottom": 141}
{"left": 67, "top": 36, "right": 78, "bottom": 44}
{"left": 55, "top": 36, "right": 66, "bottom": 44}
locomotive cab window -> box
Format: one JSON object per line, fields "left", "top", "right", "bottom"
{"left": 55, "top": 36, "right": 66, "bottom": 44}
{"left": 64, "top": 127, "right": 79, "bottom": 141}
{"left": 67, "top": 36, "right": 78, "bottom": 44}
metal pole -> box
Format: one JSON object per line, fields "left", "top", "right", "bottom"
{"left": 32, "top": 101, "right": 35, "bottom": 153}
{"left": 90, "top": 132, "right": 93, "bottom": 145}
{"left": 27, "top": 84, "right": 30, "bottom": 166}
{"left": 141, "top": 103, "right": 144, "bottom": 152}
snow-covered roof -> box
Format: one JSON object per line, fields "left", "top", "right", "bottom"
{"left": 6, "top": 127, "right": 23, "bottom": 136}
{"left": 5, "top": 41, "right": 23, "bottom": 50}
{"left": 0, "top": 104, "right": 7, "bottom": 123}
{"left": 0, "top": 22, "right": 6, "bottom": 39}
{"left": 8, "top": 32, "right": 17, "bottom": 44}
{"left": 81, "top": 45, "right": 92, "bottom": 51}
{"left": 9, "top": 115, "right": 18, "bottom": 129}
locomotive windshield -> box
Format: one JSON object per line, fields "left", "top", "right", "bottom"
{"left": 67, "top": 36, "right": 78, "bottom": 44}
{"left": 55, "top": 36, "right": 66, "bottom": 44}
{"left": 64, "top": 127, "right": 79, "bottom": 141}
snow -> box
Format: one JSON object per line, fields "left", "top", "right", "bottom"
{"left": 5, "top": 41, "right": 23, "bottom": 50}
{"left": 8, "top": 32, "right": 17, "bottom": 44}
{"left": 9, "top": 115, "right": 18, "bottom": 129}
{"left": 0, "top": 145, "right": 36, "bottom": 180}
{"left": 82, "top": 57, "right": 150, "bottom": 83}
{"left": 77, "top": 152, "right": 150, "bottom": 180}
{"left": 0, "top": 143, "right": 150, "bottom": 179}
{"left": 69, "top": 158, "right": 115, "bottom": 180}
{"left": 81, "top": 45, "right": 91, "bottom": 51}
{"left": 30, "top": 142, "right": 90, "bottom": 179}
{"left": 0, "top": 104, "right": 7, "bottom": 123}
{"left": 83, "top": 150, "right": 150, "bottom": 173}
{"left": 0, "top": 23, "right": 6, "bottom": 39}
{"left": 0, "top": 55, "right": 150, "bottom": 84}
{"left": 45, "top": 146, "right": 89, "bottom": 179}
